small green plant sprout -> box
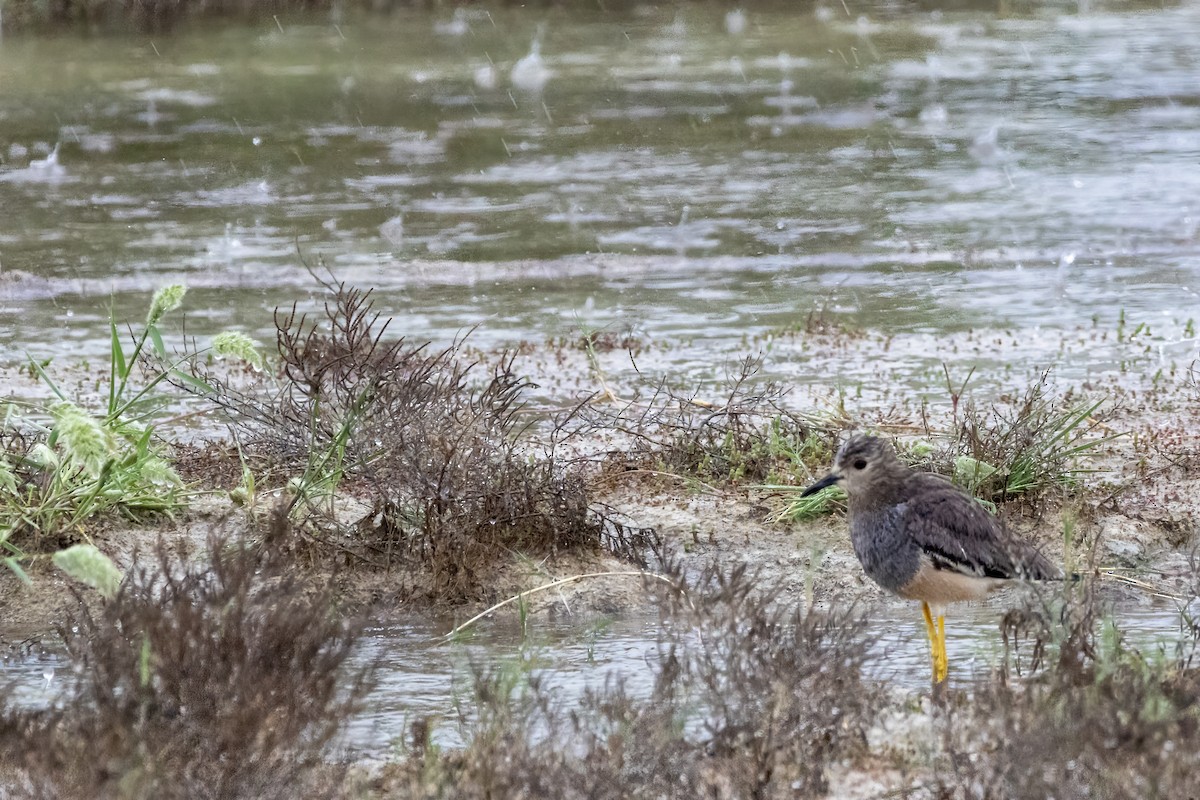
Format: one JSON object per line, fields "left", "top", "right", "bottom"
{"left": 574, "top": 319, "right": 621, "bottom": 404}
{"left": 955, "top": 371, "right": 1120, "bottom": 503}
{"left": 146, "top": 284, "right": 186, "bottom": 326}
{"left": 953, "top": 454, "right": 999, "bottom": 493}
{"left": 26, "top": 284, "right": 194, "bottom": 427}
{"left": 1061, "top": 508, "right": 1078, "bottom": 580}
{"left": 905, "top": 440, "right": 936, "bottom": 459}
{"left": 229, "top": 457, "right": 257, "bottom": 509}
{"left": 286, "top": 391, "right": 365, "bottom": 515}
{"left": 15, "top": 399, "right": 183, "bottom": 533}
{"left": 211, "top": 331, "right": 263, "bottom": 369}
{"left": 1, "top": 402, "right": 181, "bottom": 561}
{"left": 2, "top": 285, "right": 190, "bottom": 563}
{"left": 115, "top": 284, "right": 185, "bottom": 422}
{"left": 0, "top": 454, "right": 16, "bottom": 497}
{"left": 583, "top": 616, "right": 615, "bottom": 664}
{"left": 763, "top": 481, "right": 846, "bottom": 522}
{"left": 52, "top": 544, "right": 123, "bottom": 598}
{"left": 995, "top": 396, "right": 1113, "bottom": 498}
{"left": 50, "top": 401, "right": 116, "bottom": 478}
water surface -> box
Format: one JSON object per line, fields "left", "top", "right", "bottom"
{"left": 2, "top": 1, "right": 1197, "bottom": 383}
{"left": 3, "top": 597, "right": 1188, "bottom": 758}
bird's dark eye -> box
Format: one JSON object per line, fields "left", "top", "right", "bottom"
{"left": 853, "top": 459, "right": 867, "bottom": 470}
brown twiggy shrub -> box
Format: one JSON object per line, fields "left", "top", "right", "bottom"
{"left": 935, "top": 575, "right": 1200, "bottom": 799}
{"left": 584, "top": 354, "right": 833, "bottom": 486}
{"left": 182, "top": 276, "right": 657, "bottom": 601}
{"left": 385, "top": 561, "right": 880, "bottom": 798}
{"left": 0, "top": 508, "right": 368, "bottom": 800}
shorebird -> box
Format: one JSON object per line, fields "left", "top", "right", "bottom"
{"left": 801, "top": 433, "right": 1058, "bottom": 684}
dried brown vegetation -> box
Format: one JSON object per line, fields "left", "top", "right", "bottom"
{"left": 587, "top": 355, "right": 835, "bottom": 485}
{"left": 381, "top": 561, "right": 881, "bottom": 798}
{"left": 934, "top": 576, "right": 1200, "bottom": 799}
{"left": 0, "top": 508, "right": 368, "bottom": 800}
{"left": 3, "top": 0, "right": 358, "bottom": 33}
{"left": 923, "top": 367, "right": 1114, "bottom": 506}
{"left": 551, "top": 327, "right": 645, "bottom": 355}
{"left": 182, "top": 277, "right": 656, "bottom": 601}
{"left": 0, "top": 426, "right": 50, "bottom": 549}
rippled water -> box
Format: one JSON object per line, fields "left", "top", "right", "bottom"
{"left": 2, "top": 1, "right": 1198, "bottom": 372}
{"left": 2, "top": 599, "right": 1189, "bottom": 757}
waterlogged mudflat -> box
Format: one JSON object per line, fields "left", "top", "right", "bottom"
{"left": 3, "top": 1, "right": 1200, "bottom": 795}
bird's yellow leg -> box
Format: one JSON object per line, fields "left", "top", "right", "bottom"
{"left": 922, "top": 602, "right": 949, "bottom": 685}
{"left": 936, "top": 613, "right": 948, "bottom": 684}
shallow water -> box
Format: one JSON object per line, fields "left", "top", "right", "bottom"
{"left": 1, "top": 1, "right": 1198, "bottom": 383}
{"left": 3, "top": 598, "right": 1188, "bottom": 758}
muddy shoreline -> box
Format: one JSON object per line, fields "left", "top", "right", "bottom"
{"left": 3, "top": 333, "right": 1195, "bottom": 637}
{"left": 2, "top": 301, "right": 1199, "bottom": 798}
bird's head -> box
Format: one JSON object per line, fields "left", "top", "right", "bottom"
{"left": 800, "top": 433, "right": 905, "bottom": 500}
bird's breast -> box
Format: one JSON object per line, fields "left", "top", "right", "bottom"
{"left": 848, "top": 504, "right": 921, "bottom": 596}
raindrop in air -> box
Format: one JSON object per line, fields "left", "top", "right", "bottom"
{"left": 968, "top": 124, "right": 1007, "bottom": 164}
{"left": 434, "top": 8, "right": 469, "bottom": 37}
{"left": 665, "top": 12, "right": 687, "bottom": 42}
{"left": 511, "top": 34, "right": 551, "bottom": 94}
{"left": 381, "top": 214, "right": 404, "bottom": 248}
{"left": 474, "top": 63, "right": 499, "bottom": 90}
{"left": 137, "top": 98, "right": 162, "bottom": 127}
{"left": 29, "top": 142, "right": 63, "bottom": 174}
{"left": 918, "top": 104, "right": 948, "bottom": 126}
{"left": 725, "top": 9, "right": 747, "bottom": 36}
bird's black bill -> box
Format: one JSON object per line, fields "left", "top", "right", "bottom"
{"left": 800, "top": 473, "right": 841, "bottom": 497}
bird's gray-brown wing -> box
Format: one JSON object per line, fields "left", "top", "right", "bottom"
{"left": 899, "top": 480, "right": 1059, "bottom": 581}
